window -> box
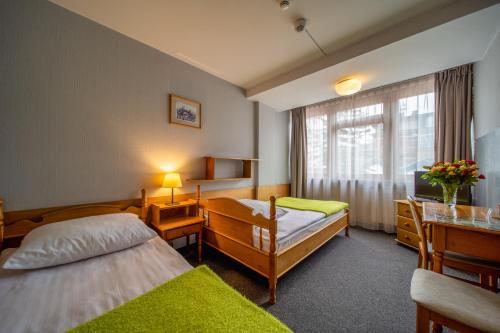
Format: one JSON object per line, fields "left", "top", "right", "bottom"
{"left": 304, "top": 76, "right": 435, "bottom": 232}
{"left": 396, "top": 93, "right": 435, "bottom": 176}
{"left": 306, "top": 113, "right": 328, "bottom": 178}
{"left": 306, "top": 77, "right": 435, "bottom": 183}
{"left": 334, "top": 103, "right": 384, "bottom": 180}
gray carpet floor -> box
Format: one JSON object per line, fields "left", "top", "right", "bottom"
{"left": 181, "top": 227, "right": 466, "bottom": 333}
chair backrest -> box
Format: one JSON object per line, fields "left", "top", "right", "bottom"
{"left": 407, "top": 196, "right": 428, "bottom": 269}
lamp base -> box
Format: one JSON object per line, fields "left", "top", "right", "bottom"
{"left": 168, "top": 188, "right": 180, "bottom": 206}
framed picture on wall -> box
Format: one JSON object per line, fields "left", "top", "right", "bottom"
{"left": 169, "top": 94, "right": 201, "bottom": 129}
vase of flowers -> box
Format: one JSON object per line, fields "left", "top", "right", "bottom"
{"left": 422, "top": 160, "right": 486, "bottom": 208}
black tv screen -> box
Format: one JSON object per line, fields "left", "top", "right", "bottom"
{"left": 414, "top": 171, "right": 471, "bottom": 204}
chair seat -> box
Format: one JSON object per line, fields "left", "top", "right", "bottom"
{"left": 427, "top": 241, "right": 500, "bottom": 270}
{"left": 411, "top": 269, "right": 500, "bottom": 333}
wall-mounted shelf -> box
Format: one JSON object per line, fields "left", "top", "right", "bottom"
{"left": 187, "top": 156, "right": 259, "bottom": 182}
{"left": 187, "top": 178, "right": 249, "bottom": 182}
{"left": 205, "top": 156, "right": 259, "bottom": 161}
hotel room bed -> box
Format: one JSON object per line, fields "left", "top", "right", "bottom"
{"left": 0, "top": 193, "right": 291, "bottom": 333}
{"left": 0, "top": 237, "right": 191, "bottom": 333}
{"left": 204, "top": 196, "right": 349, "bottom": 304}
{"left": 245, "top": 200, "right": 347, "bottom": 251}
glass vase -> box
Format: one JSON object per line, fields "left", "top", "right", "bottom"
{"left": 441, "top": 183, "right": 459, "bottom": 208}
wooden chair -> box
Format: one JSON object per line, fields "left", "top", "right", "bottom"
{"left": 411, "top": 269, "right": 500, "bottom": 333}
{"left": 407, "top": 196, "right": 500, "bottom": 291}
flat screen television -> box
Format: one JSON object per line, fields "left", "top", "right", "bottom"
{"left": 414, "top": 171, "right": 472, "bottom": 205}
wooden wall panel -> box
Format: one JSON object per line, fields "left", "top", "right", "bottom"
{"left": 256, "top": 184, "right": 291, "bottom": 201}
{"left": 2, "top": 184, "right": 288, "bottom": 245}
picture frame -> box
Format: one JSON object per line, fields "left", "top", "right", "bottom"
{"left": 169, "top": 94, "right": 202, "bottom": 129}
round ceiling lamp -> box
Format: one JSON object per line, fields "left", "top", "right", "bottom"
{"left": 334, "top": 78, "right": 362, "bottom": 96}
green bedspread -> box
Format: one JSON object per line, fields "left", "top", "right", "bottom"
{"left": 276, "top": 197, "right": 348, "bottom": 216}
{"left": 68, "top": 265, "right": 291, "bottom": 333}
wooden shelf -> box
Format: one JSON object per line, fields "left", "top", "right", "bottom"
{"left": 205, "top": 156, "right": 259, "bottom": 161}
{"left": 189, "top": 156, "right": 259, "bottom": 182}
{"left": 187, "top": 177, "right": 250, "bottom": 182}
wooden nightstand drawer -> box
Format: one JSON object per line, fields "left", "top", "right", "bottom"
{"left": 397, "top": 216, "right": 417, "bottom": 233}
{"left": 397, "top": 202, "right": 413, "bottom": 219}
{"left": 397, "top": 228, "right": 419, "bottom": 249}
{"left": 165, "top": 223, "right": 201, "bottom": 240}
{"left": 397, "top": 201, "right": 422, "bottom": 219}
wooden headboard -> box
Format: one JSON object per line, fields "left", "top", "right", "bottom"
{"left": 0, "top": 189, "right": 148, "bottom": 249}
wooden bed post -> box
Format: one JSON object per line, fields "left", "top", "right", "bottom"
{"left": 345, "top": 208, "right": 350, "bottom": 237}
{"left": 140, "top": 189, "right": 148, "bottom": 222}
{"left": 196, "top": 185, "right": 201, "bottom": 216}
{"left": 268, "top": 195, "right": 278, "bottom": 304}
{"left": 0, "top": 198, "right": 4, "bottom": 250}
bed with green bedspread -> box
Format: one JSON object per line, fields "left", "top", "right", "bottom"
{"left": 68, "top": 265, "right": 291, "bottom": 333}
{"left": 276, "top": 197, "right": 348, "bottom": 216}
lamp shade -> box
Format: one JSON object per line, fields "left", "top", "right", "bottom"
{"left": 334, "top": 78, "right": 362, "bottom": 96}
{"left": 162, "top": 172, "right": 182, "bottom": 188}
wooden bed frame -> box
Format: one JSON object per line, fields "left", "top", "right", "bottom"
{"left": 204, "top": 196, "right": 350, "bottom": 304}
{"left": 0, "top": 190, "right": 148, "bottom": 249}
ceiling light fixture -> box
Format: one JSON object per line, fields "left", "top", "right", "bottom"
{"left": 334, "top": 78, "right": 362, "bottom": 96}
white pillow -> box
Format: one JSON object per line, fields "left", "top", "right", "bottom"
{"left": 3, "top": 213, "right": 157, "bottom": 269}
{"left": 239, "top": 199, "right": 288, "bottom": 219}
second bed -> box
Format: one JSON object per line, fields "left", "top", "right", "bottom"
{"left": 203, "top": 196, "right": 349, "bottom": 304}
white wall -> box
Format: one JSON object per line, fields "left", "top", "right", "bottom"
{"left": 473, "top": 31, "right": 500, "bottom": 208}
{"left": 474, "top": 31, "right": 500, "bottom": 138}
{"left": 0, "top": 0, "right": 257, "bottom": 211}
{"left": 257, "top": 103, "right": 290, "bottom": 186}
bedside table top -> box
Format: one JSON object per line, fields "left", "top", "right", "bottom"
{"left": 152, "top": 215, "right": 204, "bottom": 231}
{"left": 154, "top": 199, "right": 198, "bottom": 210}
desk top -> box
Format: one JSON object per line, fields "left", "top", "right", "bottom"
{"left": 422, "top": 202, "right": 500, "bottom": 235}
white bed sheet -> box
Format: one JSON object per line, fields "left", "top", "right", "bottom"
{"left": 271, "top": 209, "right": 346, "bottom": 251}
{"left": 0, "top": 237, "right": 192, "bottom": 333}
{"left": 240, "top": 199, "right": 346, "bottom": 252}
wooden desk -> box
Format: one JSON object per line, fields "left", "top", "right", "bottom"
{"left": 422, "top": 202, "right": 500, "bottom": 274}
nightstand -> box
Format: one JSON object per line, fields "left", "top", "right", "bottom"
{"left": 150, "top": 199, "right": 204, "bottom": 263}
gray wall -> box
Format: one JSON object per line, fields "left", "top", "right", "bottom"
{"left": 474, "top": 31, "right": 500, "bottom": 208}
{"left": 475, "top": 32, "right": 500, "bottom": 138}
{"left": 0, "top": 0, "right": 259, "bottom": 211}
{"left": 257, "top": 102, "right": 290, "bottom": 186}
{"left": 474, "top": 128, "right": 500, "bottom": 208}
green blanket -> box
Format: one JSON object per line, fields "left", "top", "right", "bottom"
{"left": 68, "top": 265, "right": 291, "bottom": 333}
{"left": 276, "top": 197, "right": 348, "bottom": 216}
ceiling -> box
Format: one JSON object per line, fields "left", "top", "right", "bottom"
{"left": 50, "top": 0, "right": 500, "bottom": 111}
{"left": 250, "top": 4, "right": 500, "bottom": 110}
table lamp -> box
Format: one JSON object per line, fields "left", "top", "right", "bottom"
{"left": 162, "top": 172, "right": 182, "bottom": 205}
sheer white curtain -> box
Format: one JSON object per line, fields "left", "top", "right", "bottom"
{"left": 306, "top": 76, "right": 434, "bottom": 232}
